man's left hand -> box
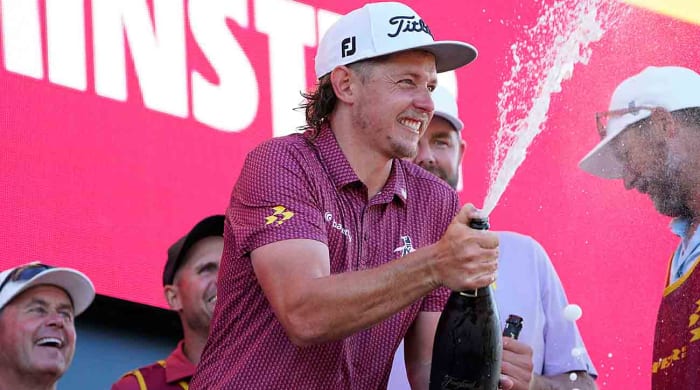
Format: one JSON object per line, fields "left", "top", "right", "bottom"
{"left": 501, "top": 337, "right": 534, "bottom": 390}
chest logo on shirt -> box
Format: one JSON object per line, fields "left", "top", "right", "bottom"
{"left": 394, "top": 235, "right": 415, "bottom": 257}
{"left": 265, "top": 206, "right": 294, "bottom": 225}
{"left": 324, "top": 212, "right": 352, "bottom": 242}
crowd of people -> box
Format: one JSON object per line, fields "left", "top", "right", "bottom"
{"left": 1, "top": 2, "right": 698, "bottom": 389}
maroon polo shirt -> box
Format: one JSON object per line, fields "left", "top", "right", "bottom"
{"left": 191, "top": 126, "right": 458, "bottom": 390}
{"left": 111, "top": 341, "right": 194, "bottom": 390}
{"left": 651, "top": 254, "right": 700, "bottom": 388}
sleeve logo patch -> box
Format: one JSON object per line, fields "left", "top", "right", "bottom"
{"left": 265, "top": 206, "right": 294, "bottom": 225}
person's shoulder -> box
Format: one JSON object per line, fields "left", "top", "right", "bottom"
{"left": 497, "top": 231, "right": 540, "bottom": 246}
{"left": 110, "top": 360, "right": 167, "bottom": 390}
{"left": 497, "top": 231, "right": 549, "bottom": 259}
{"left": 243, "top": 132, "right": 315, "bottom": 172}
{"left": 249, "top": 132, "right": 309, "bottom": 156}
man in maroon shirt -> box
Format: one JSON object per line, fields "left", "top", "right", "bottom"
{"left": 192, "top": 3, "right": 503, "bottom": 389}
{"left": 579, "top": 66, "right": 700, "bottom": 389}
{"left": 111, "top": 215, "right": 224, "bottom": 390}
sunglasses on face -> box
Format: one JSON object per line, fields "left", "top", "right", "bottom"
{"left": 0, "top": 263, "right": 53, "bottom": 293}
{"left": 595, "top": 105, "right": 669, "bottom": 139}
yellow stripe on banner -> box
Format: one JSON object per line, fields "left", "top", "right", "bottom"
{"left": 621, "top": 0, "right": 700, "bottom": 26}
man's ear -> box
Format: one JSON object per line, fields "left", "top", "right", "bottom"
{"left": 458, "top": 138, "right": 466, "bottom": 161}
{"left": 164, "top": 285, "right": 182, "bottom": 311}
{"left": 330, "top": 65, "right": 357, "bottom": 104}
{"left": 653, "top": 109, "right": 678, "bottom": 138}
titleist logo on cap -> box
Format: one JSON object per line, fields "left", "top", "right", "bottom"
{"left": 387, "top": 15, "right": 433, "bottom": 38}
{"left": 315, "top": 2, "right": 477, "bottom": 78}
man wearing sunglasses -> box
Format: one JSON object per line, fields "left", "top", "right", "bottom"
{"left": 579, "top": 65, "right": 700, "bottom": 389}
{"left": 112, "top": 215, "right": 224, "bottom": 390}
{"left": 0, "top": 262, "right": 95, "bottom": 390}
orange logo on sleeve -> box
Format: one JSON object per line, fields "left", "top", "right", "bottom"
{"left": 265, "top": 206, "right": 295, "bottom": 225}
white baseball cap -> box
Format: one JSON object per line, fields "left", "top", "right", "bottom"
{"left": 315, "top": 2, "right": 477, "bottom": 78}
{"left": 579, "top": 66, "right": 700, "bottom": 179}
{"left": 431, "top": 85, "right": 464, "bottom": 131}
{"left": 0, "top": 262, "right": 95, "bottom": 315}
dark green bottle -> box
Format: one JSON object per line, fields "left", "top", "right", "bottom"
{"left": 429, "top": 217, "right": 502, "bottom": 390}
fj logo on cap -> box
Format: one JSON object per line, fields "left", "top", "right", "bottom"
{"left": 341, "top": 36, "right": 356, "bottom": 58}
{"left": 387, "top": 16, "right": 433, "bottom": 38}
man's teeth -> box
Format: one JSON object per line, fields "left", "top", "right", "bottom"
{"left": 36, "top": 337, "right": 63, "bottom": 348}
{"left": 399, "top": 119, "right": 421, "bottom": 132}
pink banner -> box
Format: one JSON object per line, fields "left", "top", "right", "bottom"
{"left": 2, "top": 1, "right": 698, "bottom": 388}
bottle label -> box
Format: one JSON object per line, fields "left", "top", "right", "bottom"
{"left": 440, "top": 375, "right": 481, "bottom": 389}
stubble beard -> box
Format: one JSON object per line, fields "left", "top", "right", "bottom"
{"left": 653, "top": 151, "right": 692, "bottom": 219}
{"left": 352, "top": 102, "right": 417, "bottom": 160}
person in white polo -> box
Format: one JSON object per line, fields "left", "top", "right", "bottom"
{"left": 579, "top": 65, "right": 700, "bottom": 389}
{"left": 401, "top": 85, "right": 597, "bottom": 390}
{"left": 0, "top": 262, "right": 95, "bottom": 390}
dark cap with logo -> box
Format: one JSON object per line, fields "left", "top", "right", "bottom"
{"left": 162, "top": 215, "right": 225, "bottom": 286}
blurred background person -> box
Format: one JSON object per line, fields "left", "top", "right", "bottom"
{"left": 579, "top": 65, "right": 700, "bottom": 389}
{"left": 111, "top": 215, "right": 224, "bottom": 390}
{"left": 400, "top": 85, "right": 597, "bottom": 390}
{"left": 0, "top": 262, "right": 95, "bottom": 390}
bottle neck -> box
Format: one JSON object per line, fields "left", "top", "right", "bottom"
{"left": 457, "top": 286, "right": 491, "bottom": 298}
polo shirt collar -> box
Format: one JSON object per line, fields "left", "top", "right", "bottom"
{"left": 310, "top": 126, "right": 408, "bottom": 204}
{"left": 164, "top": 340, "right": 196, "bottom": 384}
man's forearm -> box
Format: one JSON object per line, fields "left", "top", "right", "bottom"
{"left": 264, "top": 243, "right": 441, "bottom": 346}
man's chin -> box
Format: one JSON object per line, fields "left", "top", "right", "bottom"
{"left": 32, "top": 359, "right": 69, "bottom": 379}
{"left": 652, "top": 197, "right": 686, "bottom": 218}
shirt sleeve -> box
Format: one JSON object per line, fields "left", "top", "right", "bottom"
{"left": 228, "top": 138, "right": 327, "bottom": 255}
{"left": 419, "top": 189, "right": 459, "bottom": 312}
{"left": 537, "top": 240, "right": 599, "bottom": 377}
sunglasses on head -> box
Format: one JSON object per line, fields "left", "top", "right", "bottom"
{"left": 0, "top": 263, "right": 53, "bottom": 293}
{"left": 595, "top": 105, "right": 669, "bottom": 139}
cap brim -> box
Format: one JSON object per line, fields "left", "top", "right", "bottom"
{"left": 0, "top": 268, "right": 95, "bottom": 315}
{"left": 578, "top": 135, "right": 623, "bottom": 179}
{"left": 418, "top": 41, "right": 478, "bottom": 73}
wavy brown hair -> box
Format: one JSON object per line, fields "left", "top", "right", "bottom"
{"left": 296, "top": 60, "right": 381, "bottom": 135}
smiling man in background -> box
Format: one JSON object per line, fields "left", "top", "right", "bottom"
{"left": 0, "top": 262, "right": 95, "bottom": 390}
{"left": 112, "top": 215, "right": 224, "bottom": 390}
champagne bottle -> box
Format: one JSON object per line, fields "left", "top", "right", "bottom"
{"left": 429, "top": 217, "right": 502, "bottom": 390}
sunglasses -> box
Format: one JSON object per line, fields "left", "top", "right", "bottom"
{"left": 595, "top": 105, "right": 670, "bottom": 139}
{"left": 0, "top": 263, "right": 53, "bottom": 293}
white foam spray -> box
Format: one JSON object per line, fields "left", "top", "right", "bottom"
{"left": 482, "top": 0, "right": 626, "bottom": 216}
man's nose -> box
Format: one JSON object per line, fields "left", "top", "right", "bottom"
{"left": 414, "top": 143, "right": 435, "bottom": 167}
{"left": 414, "top": 88, "right": 434, "bottom": 114}
{"left": 45, "top": 312, "right": 67, "bottom": 328}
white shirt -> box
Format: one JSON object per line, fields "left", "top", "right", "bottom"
{"left": 388, "top": 231, "right": 596, "bottom": 389}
